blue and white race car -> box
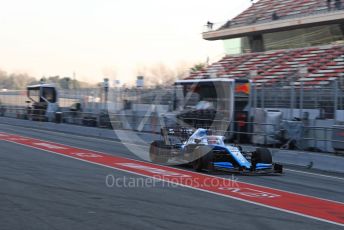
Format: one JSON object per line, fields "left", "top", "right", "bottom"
{"left": 149, "top": 128, "right": 283, "bottom": 174}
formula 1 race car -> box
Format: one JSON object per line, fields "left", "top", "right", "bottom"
{"left": 149, "top": 128, "right": 283, "bottom": 174}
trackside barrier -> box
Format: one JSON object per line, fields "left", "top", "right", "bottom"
{"left": 0, "top": 105, "right": 343, "bottom": 154}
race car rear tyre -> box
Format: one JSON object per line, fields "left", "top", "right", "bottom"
{"left": 192, "top": 158, "right": 203, "bottom": 172}
{"left": 253, "top": 148, "right": 272, "bottom": 164}
{"left": 192, "top": 146, "right": 213, "bottom": 172}
{"left": 149, "top": 141, "right": 169, "bottom": 164}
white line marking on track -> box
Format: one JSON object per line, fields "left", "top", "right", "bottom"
{"left": 285, "top": 169, "right": 344, "bottom": 181}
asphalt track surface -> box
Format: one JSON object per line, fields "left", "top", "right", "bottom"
{"left": 0, "top": 123, "right": 343, "bottom": 230}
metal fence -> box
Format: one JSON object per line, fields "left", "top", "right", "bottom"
{"left": 1, "top": 84, "right": 344, "bottom": 153}
{"left": 2, "top": 83, "right": 342, "bottom": 116}
{"left": 252, "top": 82, "right": 344, "bottom": 120}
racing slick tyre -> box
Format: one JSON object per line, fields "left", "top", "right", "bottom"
{"left": 192, "top": 146, "right": 213, "bottom": 172}
{"left": 149, "top": 141, "right": 169, "bottom": 164}
{"left": 252, "top": 147, "right": 272, "bottom": 164}
{"left": 192, "top": 158, "right": 204, "bottom": 172}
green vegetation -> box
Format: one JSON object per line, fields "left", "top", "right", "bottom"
{"left": 190, "top": 63, "right": 206, "bottom": 73}
{"left": 0, "top": 70, "right": 93, "bottom": 90}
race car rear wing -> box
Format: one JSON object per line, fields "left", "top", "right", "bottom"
{"left": 160, "top": 127, "right": 194, "bottom": 144}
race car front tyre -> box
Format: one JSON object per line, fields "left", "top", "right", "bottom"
{"left": 149, "top": 141, "right": 169, "bottom": 164}
{"left": 252, "top": 147, "right": 272, "bottom": 164}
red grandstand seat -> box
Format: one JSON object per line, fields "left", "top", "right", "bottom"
{"left": 188, "top": 44, "right": 344, "bottom": 87}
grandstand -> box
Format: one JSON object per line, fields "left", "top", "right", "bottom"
{"left": 195, "top": 0, "right": 344, "bottom": 88}
{"left": 224, "top": 0, "right": 342, "bottom": 28}
{"left": 187, "top": 45, "right": 344, "bottom": 87}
